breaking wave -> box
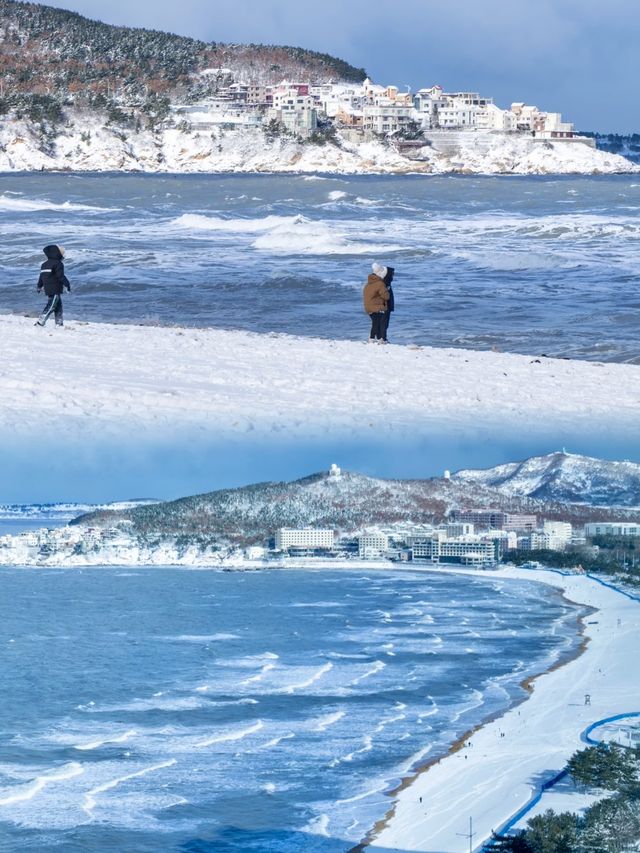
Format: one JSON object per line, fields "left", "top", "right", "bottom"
{"left": 0, "top": 195, "right": 117, "bottom": 213}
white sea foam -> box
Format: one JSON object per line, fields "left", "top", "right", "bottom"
{"left": 239, "top": 662, "right": 277, "bottom": 685}
{"left": 172, "top": 213, "right": 297, "bottom": 233}
{"left": 82, "top": 759, "right": 176, "bottom": 814}
{"left": 251, "top": 217, "right": 401, "bottom": 256}
{"left": 332, "top": 736, "right": 373, "bottom": 765}
{"left": 450, "top": 688, "right": 485, "bottom": 722}
{"left": 355, "top": 196, "right": 382, "bottom": 206}
{"left": 350, "top": 661, "right": 386, "bottom": 686}
{"left": 312, "top": 711, "right": 346, "bottom": 732}
{"left": 197, "top": 720, "right": 264, "bottom": 748}
{"left": 282, "top": 662, "right": 333, "bottom": 694}
{"left": 304, "top": 813, "right": 331, "bottom": 836}
{"left": 217, "top": 651, "right": 279, "bottom": 670}
{"left": 400, "top": 742, "right": 433, "bottom": 773}
{"left": 258, "top": 733, "right": 295, "bottom": 749}
{"left": 336, "top": 783, "right": 387, "bottom": 805}
{"left": 0, "top": 762, "right": 83, "bottom": 806}
{"left": 75, "top": 730, "right": 137, "bottom": 751}
{"left": 375, "top": 703, "right": 407, "bottom": 733}
{"left": 118, "top": 695, "right": 205, "bottom": 712}
{"left": 163, "top": 633, "right": 240, "bottom": 642}
{"left": 328, "top": 190, "right": 347, "bottom": 201}
{"left": 0, "top": 195, "right": 118, "bottom": 213}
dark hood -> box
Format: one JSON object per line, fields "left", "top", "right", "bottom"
{"left": 43, "top": 244, "right": 64, "bottom": 261}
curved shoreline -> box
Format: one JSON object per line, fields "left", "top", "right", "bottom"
{"left": 364, "top": 566, "right": 639, "bottom": 852}
{"left": 350, "top": 580, "right": 595, "bottom": 852}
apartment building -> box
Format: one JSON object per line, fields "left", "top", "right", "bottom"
{"left": 585, "top": 522, "right": 640, "bottom": 538}
{"left": 358, "top": 531, "right": 390, "bottom": 559}
{"left": 275, "top": 528, "right": 335, "bottom": 550}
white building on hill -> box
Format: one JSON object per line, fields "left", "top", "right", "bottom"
{"left": 275, "top": 528, "right": 335, "bottom": 550}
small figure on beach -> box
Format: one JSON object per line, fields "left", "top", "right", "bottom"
{"left": 381, "top": 266, "right": 395, "bottom": 343}
{"left": 36, "top": 244, "right": 71, "bottom": 327}
{"left": 363, "top": 262, "right": 390, "bottom": 343}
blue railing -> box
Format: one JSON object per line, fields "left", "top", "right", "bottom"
{"left": 479, "top": 570, "right": 639, "bottom": 850}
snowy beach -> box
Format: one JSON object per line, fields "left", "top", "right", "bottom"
{"left": 367, "top": 565, "right": 640, "bottom": 853}
{"left": 2, "top": 315, "right": 640, "bottom": 445}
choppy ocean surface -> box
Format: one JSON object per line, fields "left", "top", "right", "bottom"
{"left": 0, "top": 566, "right": 583, "bottom": 852}
{"left": 1, "top": 173, "right": 639, "bottom": 361}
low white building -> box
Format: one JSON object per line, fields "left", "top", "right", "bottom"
{"left": 410, "top": 535, "right": 498, "bottom": 567}
{"left": 275, "top": 528, "right": 335, "bottom": 550}
{"left": 362, "top": 103, "right": 416, "bottom": 136}
{"left": 358, "top": 531, "right": 390, "bottom": 559}
{"left": 585, "top": 522, "right": 640, "bottom": 538}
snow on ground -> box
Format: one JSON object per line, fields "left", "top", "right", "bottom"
{"left": 1, "top": 314, "right": 638, "bottom": 445}
{"left": 0, "top": 117, "right": 636, "bottom": 174}
{"left": 369, "top": 566, "right": 640, "bottom": 853}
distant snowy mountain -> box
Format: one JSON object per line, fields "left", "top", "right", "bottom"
{"left": 73, "top": 469, "right": 530, "bottom": 544}
{"left": 453, "top": 452, "right": 640, "bottom": 506}
{"left": 74, "top": 455, "right": 640, "bottom": 546}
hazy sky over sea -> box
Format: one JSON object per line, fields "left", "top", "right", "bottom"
{"left": 51, "top": 0, "right": 638, "bottom": 132}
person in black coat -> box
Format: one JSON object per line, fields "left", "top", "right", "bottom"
{"left": 36, "top": 244, "right": 70, "bottom": 327}
{"left": 381, "top": 266, "right": 395, "bottom": 342}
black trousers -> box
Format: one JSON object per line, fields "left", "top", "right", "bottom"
{"left": 369, "top": 312, "right": 386, "bottom": 340}
{"left": 381, "top": 310, "right": 391, "bottom": 340}
{"left": 38, "top": 294, "right": 63, "bottom": 326}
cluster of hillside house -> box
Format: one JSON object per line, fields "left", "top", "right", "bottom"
{"left": 170, "top": 74, "right": 581, "bottom": 142}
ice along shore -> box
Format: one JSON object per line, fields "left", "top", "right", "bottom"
{"left": 362, "top": 565, "right": 640, "bottom": 853}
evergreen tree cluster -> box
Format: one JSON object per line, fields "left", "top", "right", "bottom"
{"left": 488, "top": 743, "right": 640, "bottom": 852}
{"left": 504, "top": 547, "right": 640, "bottom": 586}
{"left": 0, "top": 0, "right": 366, "bottom": 124}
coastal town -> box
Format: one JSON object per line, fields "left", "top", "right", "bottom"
{"left": 0, "top": 514, "right": 629, "bottom": 568}
{"left": 170, "top": 72, "right": 587, "bottom": 145}
{"left": 2, "top": 459, "right": 638, "bottom": 570}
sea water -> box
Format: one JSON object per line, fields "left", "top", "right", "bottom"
{"left": 1, "top": 172, "right": 639, "bottom": 361}
{"left": 0, "top": 566, "right": 584, "bottom": 851}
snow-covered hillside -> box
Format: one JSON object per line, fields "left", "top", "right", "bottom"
{"left": 0, "top": 118, "right": 636, "bottom": 175}
{"left": 71, "top": 469, "right": 513, "bottom": 541}
{"left": 454, "top": 451, "right": 640, "bottom": 506}
{"left": 75, "top": 457, "right": 640, "bottom": 542}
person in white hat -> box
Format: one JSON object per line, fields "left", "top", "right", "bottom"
{"left": 362, "top": 262, "right": 390, "bottom": 342}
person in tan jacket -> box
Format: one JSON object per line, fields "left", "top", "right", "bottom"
{"left": 363, "top": 262, "right": 390, "bottom": 342}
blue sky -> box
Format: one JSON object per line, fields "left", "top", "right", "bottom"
{"left": 53, "top": 0, "right": 639, "bottom": 133}
{"left": 2, "top": 428, "right": 637, "bottom": 504}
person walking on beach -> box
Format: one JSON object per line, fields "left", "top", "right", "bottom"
{"left": 363, "top": 262, "right": 390, "bottom": 343}
{"left": 36, "top": 244, "right": 70, "bottom": 327}
{"left": 381, "top": 266, "right": 395, "bottom": 343}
